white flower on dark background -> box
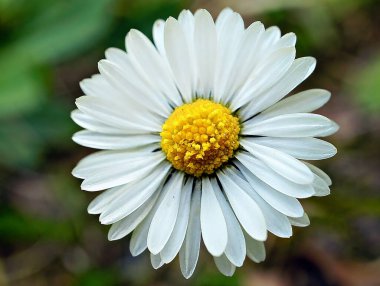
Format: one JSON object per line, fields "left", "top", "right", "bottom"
{"left": 72, "top": 8, "right": 338, "bottom": 278}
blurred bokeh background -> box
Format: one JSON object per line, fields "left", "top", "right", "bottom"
{"left": 0, "top": 0, "right": 379, "bottom": 285}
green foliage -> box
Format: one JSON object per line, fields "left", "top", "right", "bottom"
{"left": 75, "top": 269, "right": 120, "bottom": 286}
{"left": 352, "top": 55, "right": 380, "bottom": 113}
{"left": 0, "top": 209, "right": 75, "bottom": 243}
{"left": 0, "top": 0, "right": 113, "bottom": 168}
{"left": 0, "top": 69, "right": 45, "bottom": 119}
{"left": 1, "top": 0, "right": 113, "bottom": 66}
{"left": 10, "top": 0, "right": 112, "bottom": 64}
{"left": 0, "top": 0, "right": 114, "bottom": 118}
{"left": 0, "top": 100, "right": 75, "bottom": 168}
{"left": 195, "top": 271, "right": 241, "bottom": 286}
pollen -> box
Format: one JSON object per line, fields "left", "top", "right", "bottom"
{"left": 160, "top": 99, "right": 240, "bottom": 177}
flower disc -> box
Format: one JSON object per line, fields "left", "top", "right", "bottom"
{"left": 160, "top": 99, "right": 240, "bottom": 176}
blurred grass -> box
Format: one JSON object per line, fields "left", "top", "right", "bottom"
{"left": 353, "top": 55, "right": 380, "bottom": 114}
{"left": 0, "top": 0, "right": 380, "bottom": 285}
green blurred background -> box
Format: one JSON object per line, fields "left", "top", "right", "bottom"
{"left": 0, "top": 0, "right": 379, "bottom": 285}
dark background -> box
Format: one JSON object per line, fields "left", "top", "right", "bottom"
{"left": 0, "top": 0, "right": 379, "bottom": 285}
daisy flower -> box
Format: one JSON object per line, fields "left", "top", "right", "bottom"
{"left": 72, "top": 8, "right": 338, "bottom": 278}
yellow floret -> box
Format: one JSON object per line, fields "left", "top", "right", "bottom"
{"left": 160, "top": 99, "right": 240, "bottom": 177}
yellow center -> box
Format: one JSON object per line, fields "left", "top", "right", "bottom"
{"left": 160, "top": 99, "right": 240, "bottom": 177}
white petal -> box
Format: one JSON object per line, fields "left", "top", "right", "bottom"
{"left": 178, "top": 10, "right": 197, "bottom": 94}
{"left": 71, "top": 110, "right": 123, "bottom": 135}
{"left": 247, "top": 137, "right": 337, "bottom": 160}
{"left": 102, "top": 50, "right": 172, "bottom": 116}
{"left": 240, "top": 57, "right": 317, "bottom": 120}
{"left": 194, "top": 9, "right": 217, "bottom": 96}
{"left": 201, "top": 177, "right": 228, "bottom": 256}
{"left": 304, "top": 162, "right": 332, "bottom": 186}
{"left": 257, "top": 26, "right": 281, "bottom": 54}
{"left": 224, "top": 167, "right": 292, "bottom": 238}
{"left": 75, "top": 151, "right": 165, "bottom": 191}
{"left": 164, "top": 17, "right": 194, "bottom": 102}
{"left": 76, "top": 95, "right": 161, "bottom": 133}
{"left": 129, "top": 221, "right": 149, "bottom": 256}
{"left": 236, "top": 152, "right": 314, "bottom": 198}
{"left": 318, "top": 120, "right": 340, "bottom": 137}
{"left": 248, "top": 192, "right": 292, "bottom": 238}
{"left": 97, "top": 59, "right": 171, "bottom": 118}
{"left": 213, "top": 11, "right": 244, "bottom": 102}
{"left": 215, "top": 8, "right": 233, "bottom": 29}
{"left": 153, "top": 19, "right": 166, "bottom": 56}
{"left": 274, "top": 32, "right": 297, "bottom": 49}
{"left": 244, "top": 231, "right": 266, "bottom": 263}
{"left": 243, "top": 26, "right": 281, "bottom": 71}
{"left": 129, "top": 182, "right": 170, "bottom": 256}
{"left": 179, "top": 181, "right": 201, "bottom": 279}
{"left": 312, "top": 173, "right": 331, "bottom": 196}
{"left": 214, "top": 254, "right": 236, "bottom": 276}
{"left": 73, "top": 148, "right": 154, "bottom": 178}
{"left": 73, "top": 130, "right": 160, "bottom": 150}
{"left": 104, "top": 48, "right": 134, "bottom": 73}
{"left": 243, "top": 113, "right": 339, "bottom": 138}
{"left": 147, "top": 172, "right": 185, "bottom": 255}
{"left": 151, "top": 253, "right": 164, "bottom": 269}
{"left": 178, "top": 10, "right": 195, "bottom": 38}
{"left": 288, "top": 212, "right": 310, "bottom": 227}
{"left": 87, "top": 186, "right": 125, "bottom": 215}
{"left": 125, "top": 29, "right": 182, "bottom": 106}
{"left": 217, "top": 171, "right": 267, "bottom": 241}
{"left": 160, "top": 177, "right": 193, "bottom": 264}
{"left": 223, "top": 21, "right": 265, "bottom": 101}
{"left": 241, "top": 139, "right": 314, "bottom": 184}
{"left": 107, "top": 190, "right": 159, "bottom": 240}
{"left": 231, "top": 47, "right": 296, "bottom": 110}
{"left": 256, "top": 89, "right": 331, "bottom": 121}
{"left": 80, "top": 74, "right": 115, "bottom": 99}
{"left": 211, "top": 178, "right": 246, "bottom": 267}
{"left": 236, "top": 161, "right": 304, "bottom": 217}
{"left": 99, "top": 162, "right": 171, "bottom": 224}
{"left": 241, "top": 26, "right": 281, "bottom": 74}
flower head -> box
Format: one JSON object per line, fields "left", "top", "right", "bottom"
{"left": 72, "top": 8, "right": 338, "bottom": 278}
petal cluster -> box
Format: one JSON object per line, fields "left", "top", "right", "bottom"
{"left": 72, "top": 8, "right": 338, "bottom": 278}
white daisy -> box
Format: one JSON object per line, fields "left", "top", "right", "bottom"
{"left": 72, "top": 8, "right": 338, "bottom": 278}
